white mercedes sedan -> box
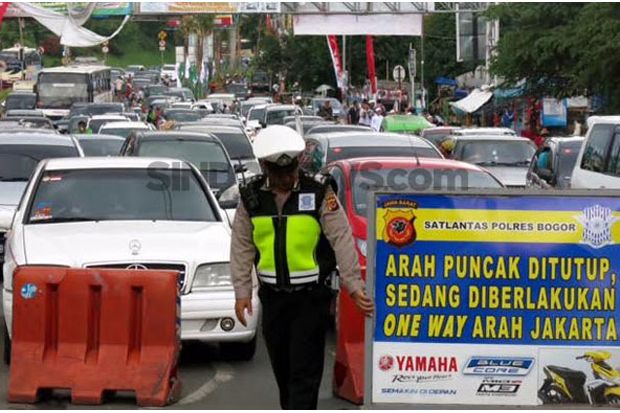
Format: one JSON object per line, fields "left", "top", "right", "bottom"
{"left": 2, "top": 157, "right": 259, "bottom": 363}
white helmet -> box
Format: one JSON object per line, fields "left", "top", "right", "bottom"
{"left": 253, "top": 125, "right": 305, "bottom": 165}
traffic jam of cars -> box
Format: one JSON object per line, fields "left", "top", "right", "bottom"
{"left": 0, "top": 61, "right": 607, "bottom": 370}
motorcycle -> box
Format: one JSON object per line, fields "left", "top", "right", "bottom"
{"left": 538, "top": 351, "right": 620, "bottom": 405}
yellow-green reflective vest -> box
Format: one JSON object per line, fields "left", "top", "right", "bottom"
{"left": 240, "top": 174, "right": 336, "bottom": 287}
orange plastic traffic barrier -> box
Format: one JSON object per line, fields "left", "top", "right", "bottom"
{"left": 8, "top": 266, "right": 181, "bottom": 406}
{"left": 333, "top": 267, "right": 366, "bottom": 405}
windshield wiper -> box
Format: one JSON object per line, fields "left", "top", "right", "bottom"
{"left": 29, "top": 216, "right": 105, "bottom": 224}
{"left": 202, "top": 168, "right": 231, "bottom": 173}
{"left": 474, "top": 160, "right": 531, "bottom": 166}
{"left": 0, "top": 177, "right": 29, "bottom": 182}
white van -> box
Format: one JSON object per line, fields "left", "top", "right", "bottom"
{"left": 571, "top": 116, "right": 620, "bottom": 189}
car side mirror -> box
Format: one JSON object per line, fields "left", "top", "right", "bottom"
{"left": 218, "top": 199, "right": 239, "bottom": 210}
{"left": 234, "top": 164, "right": 248, "bottom": 174}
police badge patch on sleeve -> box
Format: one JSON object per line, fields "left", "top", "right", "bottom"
{"left": 325, "top": 193, "right": 339, "bottom": 212}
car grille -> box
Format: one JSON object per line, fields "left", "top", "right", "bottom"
{"left": 86, "top": 263, "right": 186, "bottom": 288}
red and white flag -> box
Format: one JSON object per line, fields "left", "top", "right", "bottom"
{"left": 326, "top": 35, "right": 344, "bottom": 90}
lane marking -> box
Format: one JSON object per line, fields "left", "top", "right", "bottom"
{"left": 178, "top": 362, "right": 234, "bottom": 405}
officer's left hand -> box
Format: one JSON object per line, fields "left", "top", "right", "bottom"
{"left": 351, "top": 289, "right": 374, "bottom": 317}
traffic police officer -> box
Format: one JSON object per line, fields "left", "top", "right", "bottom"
{"left": 231, "top": 126, "right": 374, "bottom": 410}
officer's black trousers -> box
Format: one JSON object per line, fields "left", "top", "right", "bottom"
{"left": 259, "top": 285, "right": 332, "bottom": 410}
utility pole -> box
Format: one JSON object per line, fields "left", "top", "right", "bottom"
{"left": 342, "top": 35, "right": 347, "bottom": 100}
{"left": 408, "top": 45, "right": 416, "bottom": 112}
{"left": 420, "top": 18, "right": 425, "bottom": 109}
{"left": 18, "top": 18, "right": 24, "bottom": 47}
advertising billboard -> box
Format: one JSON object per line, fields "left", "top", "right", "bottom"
{"left": 367, "top": 191, "right": 620, "bottom": 406}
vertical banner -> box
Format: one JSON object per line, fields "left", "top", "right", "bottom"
{"left": 0, "top": 2, "right": 11, "bottom": 28}
{"left": 366, "top": 35, "right": 377, "bottom": 95}
{"left": 326, "top": 35, "right": 344, "bottom": 91}
{"left": 368, "top": 191, "right": 620, "bottom": 407}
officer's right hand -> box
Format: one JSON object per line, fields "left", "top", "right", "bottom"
{"left": 235, "top": 298, "right": 253, "bottom": 327}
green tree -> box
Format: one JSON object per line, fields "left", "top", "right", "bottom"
{"left": 487, "top": 2, "right": 620, "bottom": 111}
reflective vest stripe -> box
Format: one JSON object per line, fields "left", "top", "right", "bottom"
{"left": 258, "top": 273, "right": 319, "bottom": 285}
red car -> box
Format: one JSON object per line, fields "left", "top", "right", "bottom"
{"left": 328, "top": 157, "right": 503, "bottom": 404}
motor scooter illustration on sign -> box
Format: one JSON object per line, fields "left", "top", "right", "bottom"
{"left": 538, "top": 351, "right": 620, "bottom": 404}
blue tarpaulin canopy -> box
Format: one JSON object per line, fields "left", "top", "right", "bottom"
{"left": 435, "top": 77, "right": 458, "bottom": 87}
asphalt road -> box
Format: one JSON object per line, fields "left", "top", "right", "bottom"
{"left": 0, "top": 309, "right": 356, "bottom": 410}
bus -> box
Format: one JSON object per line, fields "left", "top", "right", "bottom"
{"left": 0, "top": 47, "right": 42, "bottom": 80}
{"left": 35, "top": 65, "right": 112, "bottom": 119}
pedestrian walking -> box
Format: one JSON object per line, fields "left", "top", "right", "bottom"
{"left": 115, "top": 76, "right": 124, "bottom": 101}
{"left": 358, "top": 99, "right": 372, "bottom": 127}
{"left": 371, "top": 107, "right": 384, "bottom": 131}
{"left": 231, "top": 126, "right": 374, "bottom": 410}
{"left": 347, "top": 100, "right": 360, "bottom": 125}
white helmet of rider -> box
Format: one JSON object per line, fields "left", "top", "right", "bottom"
{"left": 253, "top": 125, "right": 305, "bottom": 166}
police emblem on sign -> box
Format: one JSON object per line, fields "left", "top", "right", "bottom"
{"left": 576, "top": 205, "right": 618, "bottom": 248}
{"left": 382, "top": 199, "right": 418, "bottom": 248}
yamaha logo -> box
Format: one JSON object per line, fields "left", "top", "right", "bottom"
{"left": 125, "top": 263, "right": 148, "bottom": 270}
{"left": 129, "top": 239, "right": 141, "bottom": 255}
{"left": 379, "top": 355, "right": 395, "bottom": 371}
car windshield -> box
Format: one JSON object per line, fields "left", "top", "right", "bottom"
{"left": 0, "top": 144, "right": 79, "bottom": 181}
{"left": 146, "top": 86, "right": 167, "bottom": 96}
{"left": 136, "top": 139, "right": 234, "bottom": 191}
{"left": 556, "top": 142, "right": 582, "bottom": 186}
{"left": 77, "top": 139, "right": 123, "bottom": 156}
{"left": 266, "top": 109, "right": 296, "bottom": 125}
{"left": 6, "top": 94, "right": 36, "bottom": 110}
{"left": 352, "top": 168, "right": 502, "bottom": 217}
{"left": 459, "top": 141, "right": 536, "bottom": 165}
{"left": 249, "top": 107, "right": 265, "bottom": 122}
{"left": 207, "top": 131, "right": 254, "bottom": 159}
{"left": 101, "top": 127, "right": 145, "bottom": 139}
{"left": 89, "top": 119, "right": 124, "bottom": 134}
{"left": 27, "top": 168, "right": 216, "bottom": 223}
{"left": 162, "top": 65, "right": 176, "bottom": 71}
{"left": 241, "top": 103, "right": 257, "bottom": 117}
{"left": 165, "top": 111, "right": 202, "bottom": 122}
{"left": 86, "top": 104, "right": 123, "bottom": 116}
{"left": 327, "top": 145, "right": 440, "bottom": 163}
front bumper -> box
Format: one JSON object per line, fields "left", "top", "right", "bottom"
{"left": 181, "top": 287, "right": 259, "bottom": 342}
{"left": 3, "top": 285, "right": 260, "bottom": 343}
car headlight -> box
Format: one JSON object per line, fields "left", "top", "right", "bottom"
{"left": 193, "top": 263, "right": 232, "bottom": 288}
{"left": 356, "top": 238, "right": 367, "bottom": 257}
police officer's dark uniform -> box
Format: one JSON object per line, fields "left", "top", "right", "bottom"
{"left": 231, "top": 147, "right": 365, "bottom": 409}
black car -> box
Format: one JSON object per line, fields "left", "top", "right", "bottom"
{"left": 2, "top": 92, "right": 36, "bottom": 112}
{"left": 526, "top": 136, "right": 585, "bottom": 189}
{"left": 250, "top": 71, "right": 270, "bottom": 93}
{"left": 226, "top": 82, "right": 250, "bottom": 100}
{"left": 119, "top": 131, "right": 238, "bottom": 206}
{"left": 162, "top": 108, "right": 203, "bottom": 123}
